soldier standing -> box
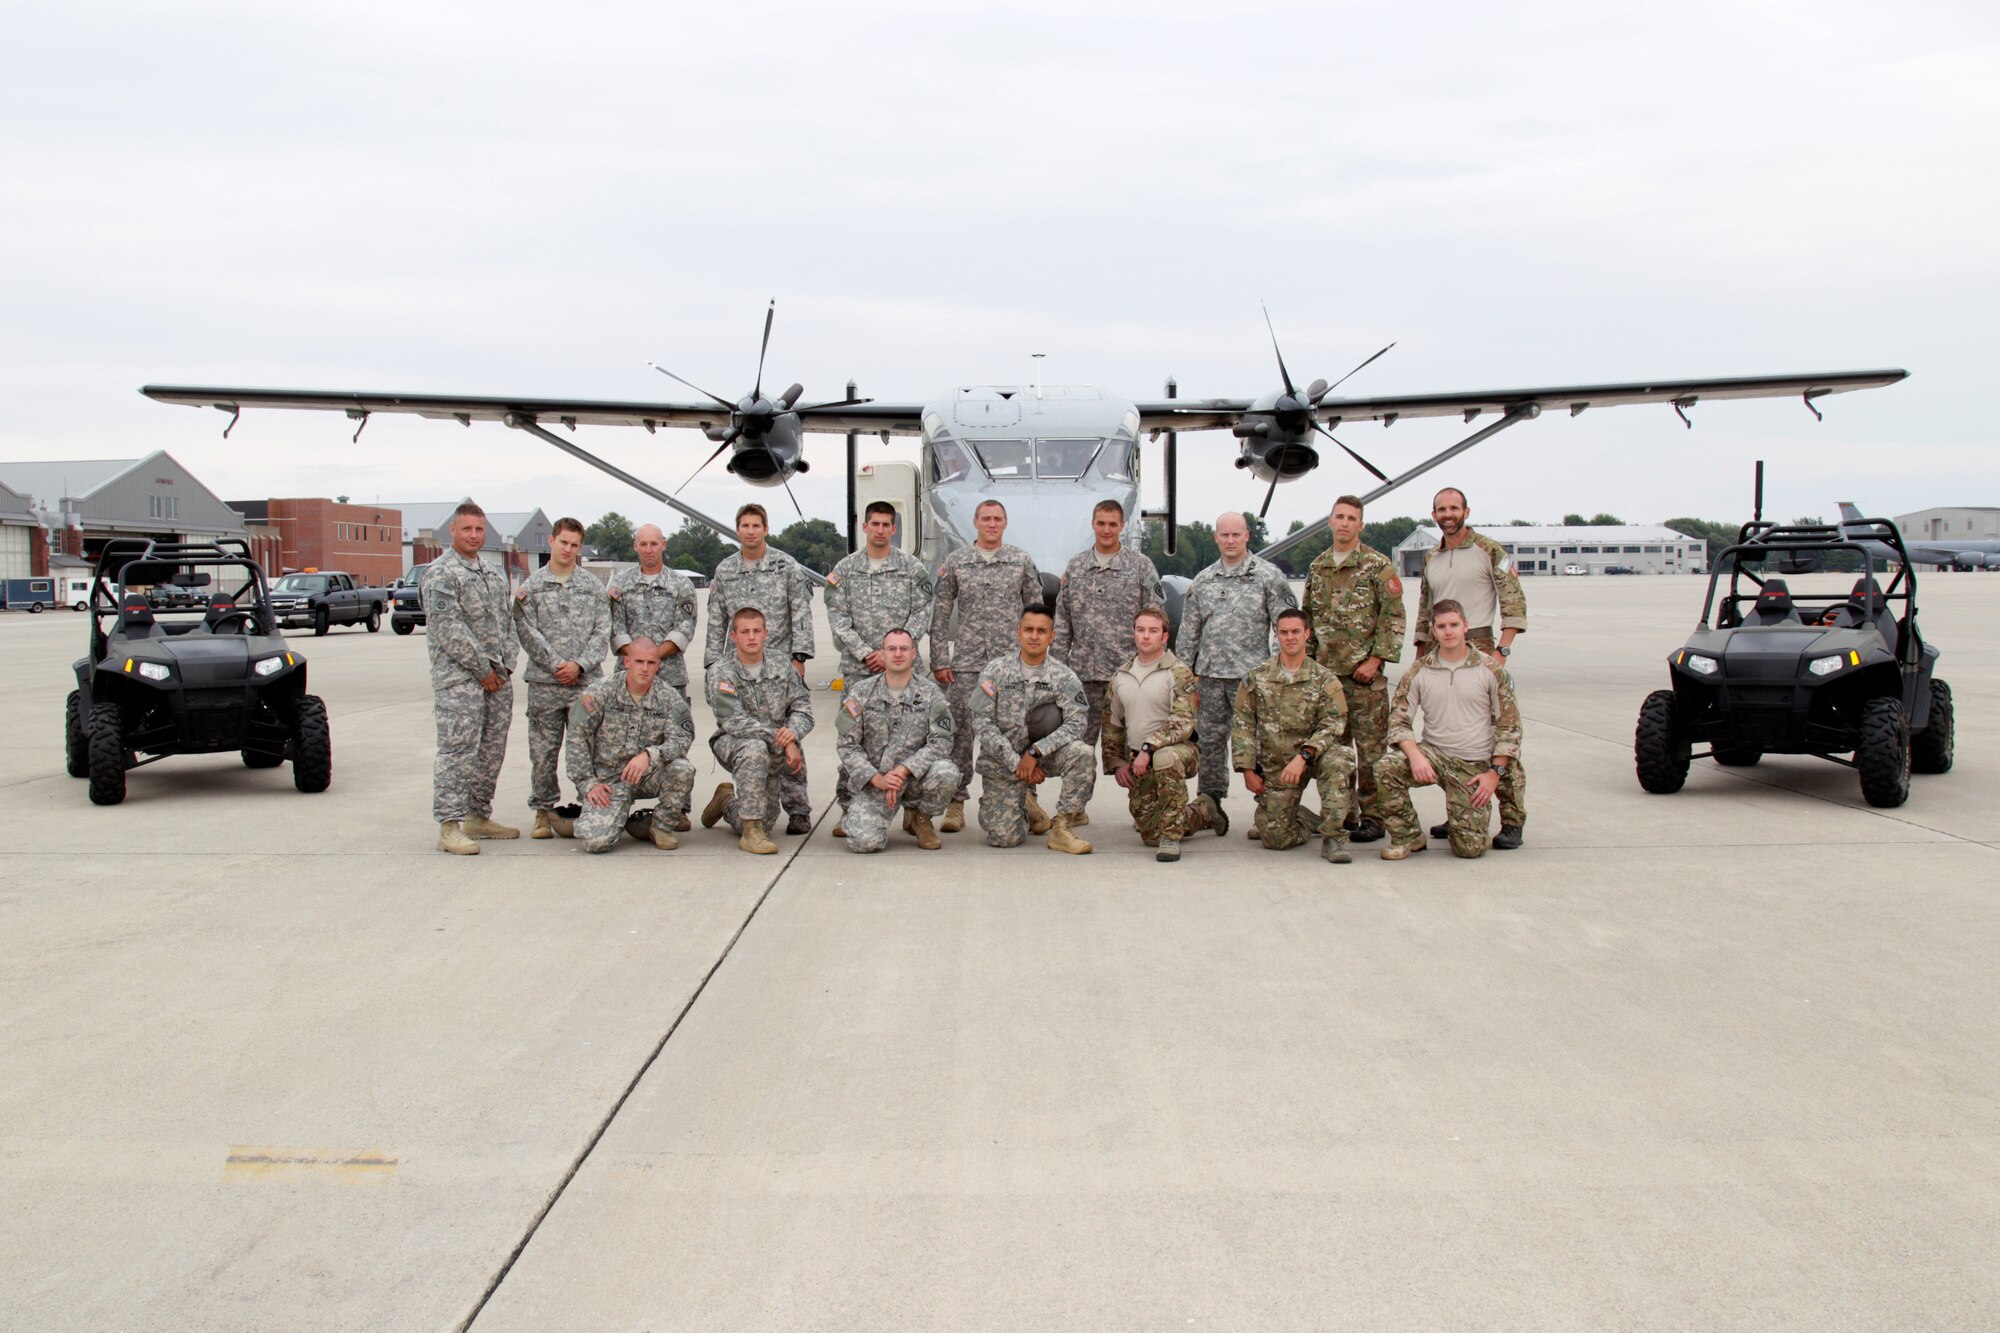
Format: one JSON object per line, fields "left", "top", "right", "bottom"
{"left": 1376, "top": 600, "right": 1522, "bottom": 860}
{"left": 422, "top": 501, "right": 521, "bottom": 854}
{"left": 931, "top": 499, "right": 1043, "bottom": 834}
{"left": 1177, "top": 510, "right": 1298, "bottom": 815}
{"left": 704, "top": 504, "right": 817, "bottom": 835}
{"left": 512, "top": 516, "right": 610, "bottom": 839}
{"left": 607, "top": 522, "right": 699, "bottom": 702}
{"left": 826, "top": 500, "right": 935, "bottom": 831}
{"left": 1051, "top": 498, "right": 1164, "bottom": 748}
{"left": 1230, "top": 608, "right": 1354, "bottom": 863}
{"left": 1413, "top": 487, "right": 1528, "bottom": 849}
{"left": 1103, "top": 606, "right": 1225, "bottom": 863}
{"left": 701, "top": 607, "right": 814, "bottom": 855}
{"left": 1302, "top": 494, "right": 1405, "bottom": 844}
{"left": 565, "top": 637, "right": 698, "bottom": 853}
{"left": 835, "top": 628, "right": 959, "bottom": 853}
{"left": 972, "top": 605, "right": 1095, "bottom": 854}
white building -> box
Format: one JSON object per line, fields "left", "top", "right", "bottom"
{"left": 1894, "top": 507, "right": 2000, "bottom": 543}
{"left": 1393, "top": 524, "right": 1707, "bottom": 577}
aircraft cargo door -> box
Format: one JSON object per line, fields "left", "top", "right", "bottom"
{"left": 854, "top": 462, "right": 922, "bottom": 556}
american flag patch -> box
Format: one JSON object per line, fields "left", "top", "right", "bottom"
{"left": 826, "top": 573, "right": 841, "bottom": 585}
{"left": 715, "top": 679, "right": 737, "bottom": 695}
{"left": 843, "top": 696, "right": 861, "bottom": 717}
{"left": 581, "top": 696, "right": 598, "bottom": 713}
{"left": 980, "top": 679, "right": 997, "bottom": 697}
{"left": 607, "top": 587, "right": 621, "bottom": 600}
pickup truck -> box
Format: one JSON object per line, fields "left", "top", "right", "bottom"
{"left": 268, "top": 571, "right": 391, "bottom": 635}
{"left": 389, "top": 564, "right": 430, "bottom": 634}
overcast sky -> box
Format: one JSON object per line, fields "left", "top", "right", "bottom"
{"left": 3, "top": 0, "right": 1993, "bottom": 538}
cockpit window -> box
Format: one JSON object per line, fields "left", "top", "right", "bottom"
{"left": 1036, "top": 438, "right": 1102, "bottom": 479}
{"left": 971, "top": 439, "right": 1034, "bottom": 480}
{"left": 1096, "top": 440, "right": 1135, "bottom": 482}
{"left": 931, "top": 439, "right": 973, "bottom": 484}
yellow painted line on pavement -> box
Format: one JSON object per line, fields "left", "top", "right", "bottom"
{"left": 223, "top": 1145, "right": 397, "bottom": 1184}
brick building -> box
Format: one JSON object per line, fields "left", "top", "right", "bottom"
{"left": 231, "top": 499, "right": 404, "bottom": 586}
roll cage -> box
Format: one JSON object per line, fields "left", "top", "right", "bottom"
{"left": 86, "top": 538, "right": 275, "bottom": 663}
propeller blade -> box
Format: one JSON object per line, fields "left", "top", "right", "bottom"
{"left": 1259, "top": 465, "right": 1282, "bottom": 520}
{"left": 1319, "top": 342, "right": 1396, "bottom": 400}
{"left": 782, "top": 474, "right": 804, "bottom": 518}
{"left": 647, "top": 363, "right": 736, "bottom": 412}
{"left": 776, "top": 382, "right": 804, "bottom": 411}
{"left": 753, "top": 299, "right": 775, "bottom": 400}
{"left": 1261, "top": 302, "right": 1297, "bottom": 398}
{"left": 1312, "top": 421, "right": 1389, "bottom": 482}
{"left": 676, "top": 430, "right": 739, "bottom": 494}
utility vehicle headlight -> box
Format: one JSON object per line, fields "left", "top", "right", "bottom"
{"left": 254, "top": 656, "right": 287, "bottom": 677}
{"left": 1808, "top": 655, "right": 1845, "bottom": 677}
{"left": 1685, "top": 653, "right": 1720, "bottom": 676}
{"left": 136, "top": 661, "right": 171, "bottom": 682}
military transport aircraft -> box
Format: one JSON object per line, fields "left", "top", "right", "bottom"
{"left": 142, "top": 303, "right": 1906, "bottom": 589}
{"left": 1838, "top": 502, "right": 2000, "bottom": 571}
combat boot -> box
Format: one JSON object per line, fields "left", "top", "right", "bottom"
{"left": 436, "top": 821, "right": 478, "bottom": 855}
{"left": 833, "top": 816, "right": 847, "bottom": 837}
{"left": 1349, "top": 817, "right": 1385, "bottom": 844}
{"left": 1380, "top": 834, "right": 1428, "bottom": 861}
{"left": 650, "top": 826, "right": 680, "bottom": 851}
{"left": 738, "top": 819, "right": 778, "bottom": 855}
{"left": 1321, "top": 835, "right": 1353, "bottom": 865}
{"left": 1046, "top": 815, "right": 1092, "bottom": 855}
{"left": 674, "top": 813, "right": 692, "bottom": 833}
{"left": 1155, "top": 838, "right": 1181, "bottom": 863}
{"left": 910, "top": 810, "right": 942, "bottom": 850}
{"left": 940, "top": 800, "right": 965, "bottom": 833}
{"left": 902, "top": 806, "right": 916, "bottom": 834}
{"left": 462, "top": 813, "right": 520, "bottom": 840}
{"left": 532, "top": 810, "right": 556, "bottom": 839}
{"left": 1025, "top": 792, "right": 1052, "bottom": 836}
{"left": 626, "top": 812, "right": 652, "bottom": 842}
{"left": 1430, "top": 821, "right": 1450, "bottom": 840}
{"left": 1070, "top": 810, "right": 1090, "bottom": 827}
{"left": 786, "top": 811, "right": 813, "bottom": 836}
{"left": 1491, "top": 825, "right": 1524, "bottom": 850}
{"left": 1197, "top": 794, "right": 1228, "bottom": 838}
{"left": 550, "top": 805, "right": 578, "bottom": 838}
{"left": 701, "top": 782, "right": 734, "bottom": 829}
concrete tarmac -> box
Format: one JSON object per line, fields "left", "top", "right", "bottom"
{"left": 3, "top": 576, "right": 1996, "bottom": 1330}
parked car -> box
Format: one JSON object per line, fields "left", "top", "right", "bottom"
{"left": 390, "top": 563, "right": 431, "bottom": 634}
{"left": 1562, "top": 563, "right": 1588, "bottom": 576}
{"left": 267, "top": 571, "right": 391, "bottom": 635}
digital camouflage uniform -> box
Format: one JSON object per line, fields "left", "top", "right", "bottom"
{"left": 1102, "top": 650, "right": 1211, "bottom": 845}
{"left": 835, "top": 673, "right": 960, "bottom": 853}
{"left": 421, "top": 550, "right": 519, "bottom": 823}
{"left": 1377, "top": 647, "right": 1523, "bottom": 857}
{"left": 564, "top": 671, "right": 698, "bottom": 852}
{"left": 1414, "top": 527, "right": 1529, "bottom": 828}
{"left": 1229, "top": 655, "right": 1352, "bottom": 851}
{"left": 1303, "top": 543, "right": 1405, "bottom": 824}
{"left": 512, "top": 564, "right": 610, "bottom": 813}
{"left": 931, "top": 543, "right": 1043, "bottom": 803}
{"left": 1051, "top": 544, "right": 1165, "bottom": 746}
{"left": 705, "top": 548, "right": 817, "bottom": 822}
{"left": 1176, "top": 553, "right": 1298, "bottom": 801}
{"left": 825, "top": 546, "right": 935, "bottom": 804}
{"left": 706, "top": 654, "right": 815, "bottom": 833}
{"left": 606, "top": 564, "right": 699, "bottom": 700}
{"left": 972, "top": 653, "right": 1095, "bottom": 847}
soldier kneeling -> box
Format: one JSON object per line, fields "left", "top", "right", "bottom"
{"left": 1231, "top": 608, "right": 1355, "bottom": 863}
{"left": 567, "top": 637, "right": 697, "bottom": 853}
{"left": 1105, "top": 605, "right": 1225, "bottom": 862}
{"left": 836, "top": 628, "right": 959, "bottom": 852}
{"left": 972, "top": 605, "right": 1095, "bottom": 854}
{"left": 702, "top": 607, "right": 814, "bottom": 855}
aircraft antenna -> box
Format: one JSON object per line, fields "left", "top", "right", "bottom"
{"left": 1032, "top": 353, "right": 1045, "bottom": 400}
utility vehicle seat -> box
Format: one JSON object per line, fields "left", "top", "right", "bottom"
{"left": 1744, "top": 578, "right": 1801, "bottom": 626}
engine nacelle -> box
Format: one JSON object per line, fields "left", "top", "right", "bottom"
{"left": 1229, "top": 386, "right": 1325, "bottom": 487}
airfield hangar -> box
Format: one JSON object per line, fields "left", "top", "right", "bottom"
{"left": 1392, "top": 523, "right": 1708, "bottom": 578}
{"left": 0, "top": 451, "right": 273, "bottom": 576}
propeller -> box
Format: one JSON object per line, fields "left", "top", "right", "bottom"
{"left": 1255, "top": 307, "right": 1394, "bottom": 485}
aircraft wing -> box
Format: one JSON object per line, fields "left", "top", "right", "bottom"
{"left": 1135, "top": 368, "right": 1908, "bottom": 432}
{"left": 139, "top": 385, "right": 928, "bottom": 435}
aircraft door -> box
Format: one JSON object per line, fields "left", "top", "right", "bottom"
{"left": 854, "top": 461, "right": 922, "bottom": 556}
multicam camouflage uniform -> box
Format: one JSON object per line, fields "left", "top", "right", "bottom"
{"left": 706, "top": 654, "right": 815, "bottom": 833}
{"left": 825, "top": 546, "right": 934, "bottom": 804}
{"left": 1377, "top": 646, "right": 1523, "bottom": 857}
{"left": 564, "top": 672, "right": 697, "bottom": 852}
{"left": 1229, "top": 655, "right": 1352, "bottom": 851}
{"left": 971, "top": 652, "right": 1095, "bottom": 847}
{"left": 512, "top": 563, "right": 610, "bottom": 814}
{"left": 835, "top": 673, "right": 960, "bottom": 853}
{"left": 705, "top": 547, "right": 817, "bottom": 822}
{"left": 1177, "top": 553, "right": 1298, "bottom": 801}
{"left": 931, "top": 543, "right": 1042, "bottom": 803}
{"left": 606, "top": 564, "right": 699, "bottom": 699}
{"left": 1414, "top": 527, "right": 1529, "bottom": 828}
{"left": 1051, "top": 545, "right": 1164, "bottom": 745}
{"left": 421, "top": 550, "right": 519, "bottom": 823}
{"left": 1102, "top": 650, "right": 1212, "bottom": 846}
{"left": 1303, "top": 543, "right": 1405, "bottom": 825}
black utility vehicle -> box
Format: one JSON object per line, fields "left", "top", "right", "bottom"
{"left": 64, "top": 539, "right": 332, "bottom": 805}
{"left": 1634, "top": 517, "right": 1952, "bottom": 807}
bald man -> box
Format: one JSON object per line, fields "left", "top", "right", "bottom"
{"left": 605, "top": 522, "right": 700, "bottom": 829}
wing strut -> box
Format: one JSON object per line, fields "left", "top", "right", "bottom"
{"left": 1257, "top": 405, "right": 1540, "bottom": 565}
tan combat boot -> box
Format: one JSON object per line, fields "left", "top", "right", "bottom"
{"left": 1070, "top": 809, "right": 1089, "bottom": 827}
{"left": 701, "top": 782, "right": 734, "bottom": 829}
{"left": 833, "top": 816, "right": 847, "bottom": 837}
{"left": 1025, "top": 792, "right": 1052, "bottom": 835}
{"left": 1046, "top": 815, "right": 1092, "bottom": 855}
{"left": 1379, "top": 834, "right": 1428, "bottom": 861}
{"left": 651, "top": 826, "right": 680, "bottom": 851}
{"left": 739, "top": 819, "right": 778, "bottom": 855}
{"left": 531, "top": 810, "right": 555, "bottom": 839}
{"left": 626, "top": 812, "right": 653, "bottom": 842}
{"left": 910, "top": 810, "right": 942, "bottom": 850}
{"left": 940, "top": 800, "right": 965, "bottom": 833}
{"left": 674, "top": 813, "right": 692, "bottom": 833}
{"left": 436, "top": 821, "right": 478, "bottom": 855}
{"left": 462, "top": 813, "right": 520, "bottom": 840}
{"left": 550, "top": 809, "right": 576, "bottom": 838}
{"left": 1155, "top": 838, "right": 1181, "bottom": 863}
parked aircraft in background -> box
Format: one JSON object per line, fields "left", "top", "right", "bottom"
{"left": 1838, "top": 503, "right": 2000, "bottom": 570}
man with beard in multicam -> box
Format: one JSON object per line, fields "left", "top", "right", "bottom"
{"left": 565, "top": 637, "right": 697, "bottom": 853}
{"left": 422, "top": 502, "right": 521, "bottom": 855}
{"left": 1103, "top": 605, "right": 1225, "bottom": 863}
{"left": 835, "top": 628, "right": 958, "bottom": 853}
{"left": 512, "top": 516, "right": 610, "bottom": 840}
{"left": 826, "top": 500, "right": 934, "bottom": 835}
{"left": 1302, "top": 494, "right": 1405, "bottom": 845}
{"left": 1052, "top": 498, "right": 1164, "bottom": 750}
{"left": 931, "top": 498, "right": 1043, "bottom": 835}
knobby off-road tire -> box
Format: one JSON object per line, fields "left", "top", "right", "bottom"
{"left": 1712, "top": 740, "right": 1763, "bottom": 767}
{"left": 1910, "top": 678, "right": 1954, "bottom": 775}
{"left": 1856, "top": 695, "right": 1910, "bottom": 808}
{"left": 313, "top": 607, "right": 330, "bottom": 637}
{"left": 366, "top": 605, "right": 382, "bottom": 632}
{"left": 292, "top": 693, "right": 332, "bottom": 793}
{"left": 64, "top": 689, "right": 89, "bottom": 778}
{"left": 1634, "top": 689, "right": 1691, "bottom": 794}
{"left": 87, "top": 700, "right": 126, "bottom": 805}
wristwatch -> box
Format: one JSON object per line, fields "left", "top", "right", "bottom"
{"left": 1495, "top": 645, "right": 1511, "bottom": 658}
{"left": 1140, "top": 743, "right": 1156, "bottom": 755}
